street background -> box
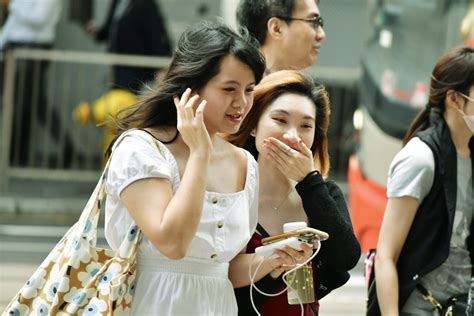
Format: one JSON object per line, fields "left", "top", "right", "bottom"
{"left": 0, "top": 1, "right": 368, "bottom": 314}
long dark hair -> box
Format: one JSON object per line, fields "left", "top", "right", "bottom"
{"left": 105, "top": 20, "right": 266, "bottom": 157}
{"left": 403, "top": 45, "right": 474, "bottom": 145}
{"left": 227, "top": 70, "right": 331, "bottom": 175}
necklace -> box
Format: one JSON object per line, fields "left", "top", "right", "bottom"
{"left": 271, "top": 188, "right": 292, "bottom": 211}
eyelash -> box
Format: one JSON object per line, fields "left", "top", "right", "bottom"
{"left": 223, "top": 88, "right": 254, "bottom": 94}
{"left": 273, "top": 118, "right": 313, "bottom": 129}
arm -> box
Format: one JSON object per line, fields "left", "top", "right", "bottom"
{"left": 121, "top": 89, "right": 211, "bottom": 259}
{"left": 375, "top": 196, "right": 419, "bottom": 316}
{"left": 87, "top": 0, "right": 117, "bottom": 41}
{"left": 121, "top": 152, "right": 209, "bottom": 259}
{"left": 296, "top": 174, "right": 361, "bottom": 271}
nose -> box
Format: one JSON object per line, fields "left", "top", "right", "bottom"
{"left": 233, "top": 91, "right": 250, "bottom": 109}
{"left": 316, "top": 26, "right": 326, "bottom": 41}
{"left": 282, "top": 128, "right": 300, "bottom": 145}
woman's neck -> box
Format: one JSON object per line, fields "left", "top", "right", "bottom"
{"left": 258, "top": 156, "right": 293, "bottom": 197}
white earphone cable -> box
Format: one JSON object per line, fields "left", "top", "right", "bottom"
{"left": 248, "top": 240, "right": 322, "bottom": 316}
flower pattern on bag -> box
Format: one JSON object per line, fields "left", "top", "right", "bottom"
{"left": 124, "top": 273, "right": 136, "bottom": 305}
{"left": 97, "top": 262, "right": 123, "bottom": 296}
{"left": 79, "top": 297, "right": 107, "bottom": 316}
{"left": 2, "top": 134, "right": 142, "bottom": 316}
{"left": 5, "top": 302, "right": 30, "bottom": 316}
{"left": 43, "top": 265, "right": 70, "bottom": 303}
{"left": 77, "top": 261, "right": 102, "bottom": 287}
{"left": 20, "top": 269, "right": 47, "bottom": 299}
{"left": 63, "top": 287, "right": 96, "bottom": 314}
{"left": 64, "top": 236, "right": 98, "bottom": 269}
{"left": 32, "top": 297, "right": 49, "bottom": 315}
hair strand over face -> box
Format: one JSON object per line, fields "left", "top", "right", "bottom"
{"left": 105, "top": 20, "right": 266, "bottom": 158}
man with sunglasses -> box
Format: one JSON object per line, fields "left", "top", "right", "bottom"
{"left": 236, "top": 0, "right": 326, "bottom": 74}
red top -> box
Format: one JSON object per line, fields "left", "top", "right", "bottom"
{"left": 247, "top": 232, "right": 319, "bottom": 316}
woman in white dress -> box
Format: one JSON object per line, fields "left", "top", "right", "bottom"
{"left": 103, "top": 21, "right": 306, "bottom": 316}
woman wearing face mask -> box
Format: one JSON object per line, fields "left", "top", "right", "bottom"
{"left": 228, "top": 70, "right": 361, "bottom": 315}
{"left": 373, "top": 45, "right": 474, "bottom": 316}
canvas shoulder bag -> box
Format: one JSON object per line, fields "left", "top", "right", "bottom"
{"left": 2, "top": 130, "right": 162, "bottom": 316}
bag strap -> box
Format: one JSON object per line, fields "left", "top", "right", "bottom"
{"left": 114, "top": 129, "right": 165, "bottom": 259}
{"left": 76, "top": 129, "right": 165, "bottom": 259}
{"left": 77, "top": 130, "right": 136, "bottom": 234}
{"left": 416, "top": 284, "right": 443, "bottom": 312}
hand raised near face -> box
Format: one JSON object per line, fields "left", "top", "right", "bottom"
{"left": 174, "top": 88, "right": 212, "bottom": 156}
{"left": 263, "top": 137, "right": 317, "bottom": 182}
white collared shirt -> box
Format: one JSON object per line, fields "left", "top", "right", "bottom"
{"left": 0, "top": 0, "right": 63, "bottom": 49}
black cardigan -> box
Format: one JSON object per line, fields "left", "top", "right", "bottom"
{"left": 296, "top": 173, "right": 361, "bottom": 298}
{"left": 235, "top": 172, "right": 361, "bottom": 315}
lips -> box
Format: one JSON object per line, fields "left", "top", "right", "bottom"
{"left": 226, "top": 113, "right": 244, "bottom": 124}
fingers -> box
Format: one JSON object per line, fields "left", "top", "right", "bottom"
{"left": 175, "top": 88, "right": 192, "bottom": 108}
{"left": 273, "top": 244, "right": 314, "bottom": 265}
{"left": 282, "top": 246, "right": 305, "bottom": 262}
{"left": 175, "top": 88, "right": 207, "bottom": 120}
{"left": 267, "top": 137, "right": 295, "bottom": 156}
{"left": 195, "top": 99, "right": 207, "bottom": 120}
{"left": 296, "top": 139, "right": 313, "bottom": 158}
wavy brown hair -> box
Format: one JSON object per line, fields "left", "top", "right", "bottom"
{"left": 228, "top": 70, "right": 331, "bottom": 175}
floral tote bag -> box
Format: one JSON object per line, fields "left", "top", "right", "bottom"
{"left": 3, "top": 132, "right": 144, "bottom": 316}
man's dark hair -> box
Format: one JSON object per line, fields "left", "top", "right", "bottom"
{"left": 237, "top": 0, "right": 320, "bottom": 45}
{"left": 236, "top": 0, "right": 295, "bottom": 45}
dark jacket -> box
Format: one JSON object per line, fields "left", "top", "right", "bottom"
{"left": 367, "top": 118, "right": 474, "bottom": 315}
{"left": 96, "top": 0, "right": 172, "bottom": 92}
{"left": 235, "top": 172, "right": 361, "bottom": 315}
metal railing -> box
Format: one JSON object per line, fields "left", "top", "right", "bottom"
{"left": 0, "top": 48, "right": 171, "bottom": 192}
{"left": 0, "top": 48, "right": 359, "bottom": 193}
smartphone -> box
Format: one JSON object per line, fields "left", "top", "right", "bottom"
{"left": 261, "top": 227, "right": 329, "bottom": 245}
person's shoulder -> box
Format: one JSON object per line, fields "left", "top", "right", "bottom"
{"left": 222, "top": 140, "right": 250, "bottom": 165}
{"left": 399, "top": 137, "right": 434, "bottom": 166}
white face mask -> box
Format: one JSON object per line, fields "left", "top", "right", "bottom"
{"left": 458, "top": 92, "right": 474, "bottom": 134}
{"left": 461, "top": 112, "right": 474, "bottom": 134}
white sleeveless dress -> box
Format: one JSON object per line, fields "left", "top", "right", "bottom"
{"left": 104, "top": 130, "right": 258, "bottom": 316}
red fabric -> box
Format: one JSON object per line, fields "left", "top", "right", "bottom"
{"left": 247, "top": 233, "right": 319, "bottom": 316}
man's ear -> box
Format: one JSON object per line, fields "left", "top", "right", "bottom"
{"left": 267, "top": 17, "right": 284, "bottom": 39}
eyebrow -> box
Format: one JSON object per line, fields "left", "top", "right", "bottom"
{"left": 306, "top": 13, "right": 320, "bottom": 18}
{"left": 222, "top": 80, "right": 256, "bottom": 86}
{"left": 270, "top": 109, "right": 315, "bottom": 121}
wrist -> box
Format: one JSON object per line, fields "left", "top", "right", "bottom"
{"left": 298, "top": 170, "right": 321, "bottom": 183}
{"left": 189, "top": 149, "right": 211, "bottom": 160}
